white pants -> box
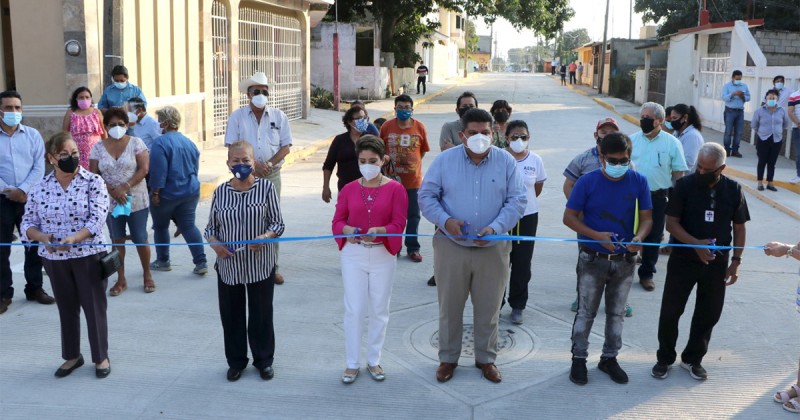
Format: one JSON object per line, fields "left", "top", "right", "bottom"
{"left": 341, "top": 243, "right": 397, "bottom": 369}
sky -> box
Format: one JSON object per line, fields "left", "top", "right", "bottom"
{"left": 474, "top": 0, "right": 649, "bottom": 58}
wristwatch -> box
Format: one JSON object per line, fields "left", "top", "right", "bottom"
{"left": 731, "top": 256, "right": 742, "bottom": 262}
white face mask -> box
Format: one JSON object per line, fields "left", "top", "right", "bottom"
{"left": 466, "top": 133, "right": 491, "bottom": 154}
{"left": 509, "top": 139, "right": 528, "bottom": 154}
{"left": 127, "top": 111, "right": 138, "bottom": 124}
{"left": 108, "top": 126, "right": 127, "bottom": 139}
{"left": 251, "top": 94, "right": 268, "bottom": 109}
{"left": 359, "top": 163, "right": 381, "bottom": 181}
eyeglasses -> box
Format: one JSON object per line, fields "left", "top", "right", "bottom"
{"left": 509, "top": 135, "right": 529, "bottom": 141}
{"left": 108, "top": 122, "right": 127, "bottom": 128}
{"left": 604, "top": 157, "right": 630, "bottom": 166}
{"left": 57, "top": 152, "right": 80, "bottom": 160}
{"left": 251, "top": 89, "right": 269, "bottom": 96}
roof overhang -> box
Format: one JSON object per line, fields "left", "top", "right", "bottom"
{"left": 676, "top": 19, "right": 764, "bottom": 36}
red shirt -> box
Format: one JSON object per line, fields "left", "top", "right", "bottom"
{"left": 568, "top": 63, "right": 577, "bottom": 72}
{"left": 379, "top": 118, "right": 430, "bottom": 189}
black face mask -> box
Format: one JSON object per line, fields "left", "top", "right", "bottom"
{"left": 57, "top": 156, "right": 80, "bottom": 174}
{"left": 640, "top": 117, "right": 655, "bottom": 134}
{"left": 671, "top": 118, "right": 685, "bottom": 132}
{"left": 457, "top": 107, "right": 471, "bottom": 118}
{"left": 696, "top": 170, "right": 718, "bottom": 187}
{"left": 494, "top": 111, "right": 510, "bottom": 123}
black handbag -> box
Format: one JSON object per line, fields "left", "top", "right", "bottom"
{"left": 100, "top": 250, "right": 122, "bottom": 279}
{"left": 382, "top": 157, "right": 402, "bottom": 183}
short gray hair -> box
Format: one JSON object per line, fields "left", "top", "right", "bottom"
{"left": 698, "top": 142, "right": 726, "bottom": 167}
{"left": 155, "top": 106, "right": 181, "bottom": 130}
{"left": 640, "top": 102, "right": 666, "bottom": 120}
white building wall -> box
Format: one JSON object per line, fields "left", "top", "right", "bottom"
{"left": 664, "top": 34, "right": 696, "bottom": 108}
{"left": 310, "top": 23, "right": 384, "bottom": 100}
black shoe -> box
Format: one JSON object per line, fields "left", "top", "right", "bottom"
{"left": 766, "top": 185, "right": 778, "bottom": 192}
{"left": 27, "top": 289, "right": 55, "bottom": 305}
{"left": 259, "top": 366, "right": 274, "bottom": 380}
{"left": 598, "top": 357, "right": 628, "bottom": 384}
{"left": 680, "top": 361, "right": 708, "bottom": 380}
{"left": 227, "top": 367, "right": 243, "bottom": 382}
{"left": 569, "top": 357, "right": 588, "bottom": 385}
{"left": 725, "top": 149, "right": 731, "bottom": 157}
{"left": 732, "top": 151, "right": 742, "bottom": 158}
{"left": 0, "top": 298, "right": 10, "bottom": 315}
{"left": 651, "top": 362, "right": 671, "bottom": 379}
{"left": 427, "top": 276, "right": 436, "bottom": 286}
{"left": 54, "top": 354, "right": 84, "bottom": 378}
{"left": 95, "top": 363, "right": 111, "bottom": 379}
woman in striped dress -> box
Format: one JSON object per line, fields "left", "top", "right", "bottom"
{"left": 205, "top": 141, "right": 285, "bottom": 382}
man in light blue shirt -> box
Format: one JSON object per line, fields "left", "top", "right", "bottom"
{"left": 419, "top": 108, "right": 526, "bottom": 384}
{"left": 128, "top": 97, "right": 161, "bottom": 150}
{"left": 720, "top": 70, "right": 750, "bottom": 158}
{"left": 630, "top": 102, "right": 687, "bottom": 292}
{"left": 0, "top": 90, "right": 54, "bottom": 314}
{"left": 97, "top": 65, "right": 147, "bottom": 112}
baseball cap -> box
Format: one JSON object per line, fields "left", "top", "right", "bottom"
{"left": 596, "top": 117, "right": 619, "bottom": 131}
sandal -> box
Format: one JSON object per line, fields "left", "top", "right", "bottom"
{"left": 785, "top": 398, "right": 800, "bottom": 413}
{"left": 109, "top": 281, "right": 127, "bottom": 296}
{"left": 143, "top": 278, "right": 156, "bottom": 293}
{"left": 341, "top": 368, "right": 359, "bottom": 384}
{"left": 368, "top": 365, "right": 386, "bottom": 381}
{"left": 775, "top": 384, "right": 800, "bottom": 403}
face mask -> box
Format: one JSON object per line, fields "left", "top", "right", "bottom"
{"left": 113, "top": 81, "right": 128, "bottom": 89}
{"left": 640, "top": 117, "right": 656, "bottom": 134}
{"left": 57, "top": 156, "right": 80, "bottom": 173}
{"left": 767, "top": 99, "right": 777, "bottom": 107}
{"left": 2, "top": 111, "right": 22, "bottom": 126}
{"left": 231, "top": 163, "right": 253, "bottom": 180}
{"left": 604, "top": 162, "right": 629, "bottom": 178}
{"left": 509, "top": 139, "right": 528, "bottom": 153}
{"left": 77, "top": 99, "right": 92, "bottom": 110}
{"left": 396, "top": 109, "right": 413, "bottom": 121}
{"left": 353, "top": 118, "right": 369, "bottom": 133}
{"left": 775, "top": 82, "right": 784, "bottom": 90}
{"left": 108, "top": 126, "right": 127, "bottom": 139}
{"left": 733, "top": 80, "right": 742, "bottom": 86}
{"left": 127, "top": 112, "right": 138, "bottom": 124}
{"left": 696, "top": 170, "right": 718, "bottom": 187}
{"left": 359, "top": 163, "right": 381, "bottom": 181}
{"left": 494, "top": 111, "right": 509, "bottom": 123}
{"left": 457, "top": 107, "right": 471, "bottom": 118}
{"left": 664, "top": 121, "right": 673, "bottom": 131}
{"left": 251, "top": 94, "right": 268, "bottom": 109}
{"left": 671, "top": 118, "right": 684, "bottom": 132}
{"left": 466, "top": 133, "right": 492, "bottom": 154}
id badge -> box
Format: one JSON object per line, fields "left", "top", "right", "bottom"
{"left": 705, "top": 210, "right": 715, "bottom": 222}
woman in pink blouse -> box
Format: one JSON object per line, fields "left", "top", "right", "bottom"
{"left": 21, "top": 132, "right": 112, "bottom": 379}
{"left": 62, "top": 87, "right": 106, "bottom": 170}
{"left": 332, "top": 135, "right": 408, "bottom": 384}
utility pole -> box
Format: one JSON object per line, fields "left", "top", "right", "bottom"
{"left": 629, "top": 0, "right": 633, "bottom": 39}
{"left": 333, "top": 1, "right": 340, "bottom": 111}
{"left": 598, "top": 0, "right": 610, "bottom": 95}
{"left": 463, "top": 12, "right": 468, "bottom": 78}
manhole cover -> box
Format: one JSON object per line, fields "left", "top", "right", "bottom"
{"left": 409, "top": 320, "right": 536, "bottom": 367}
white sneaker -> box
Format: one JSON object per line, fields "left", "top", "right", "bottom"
{"left": 790, "top": 176, "right": 800, "bottom": 184}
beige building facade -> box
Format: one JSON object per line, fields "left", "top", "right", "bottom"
{"left": 0, "top": 0, "right": 333, "bottom": 147}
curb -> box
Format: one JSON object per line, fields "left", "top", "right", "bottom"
{"left": 729, "top": 172, "right": 800, "bottom": 220}
{"left": 551, "top": 75, "right": 640, "bottom": 125}
{"left": 721, "top": 165, "right": 800, "bottom": 195}
{"left": 199, "top": 75, "right": 477, "bottom": 201}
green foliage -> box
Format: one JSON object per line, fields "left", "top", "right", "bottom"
{"left": 310, "top": 85, "right": 334, "bottom": 110}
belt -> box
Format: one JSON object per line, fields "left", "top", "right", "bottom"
{"left": 359, "top": 241, "right": 383, "bottom": 248}
{"left": 725, "top": 107, "right": 743, "bottom": 111}
{"left": 580, "top": 247, "right": 636, "bottom": 261}
{"left": 650, "top": 189, "right": 669, "bottom": 196}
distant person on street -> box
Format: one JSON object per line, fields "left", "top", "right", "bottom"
{"left": 560, "top": 64, "right": 567, "bottom": 86}
{"left": 502, "top": 120, "right": 547, "bottom": 325}
{"left": 670, "top": 104, "right": 705, "bottom": 173}
{"left": 97, "top": 65, "right": 147, "bottom": 112}
{"left": 22, "top": 132, "right": 111, "bottom": 378}
{"left": 439, "top": 91, "right": 478, "bottom": 151}
{"left": 753, "top": 89, "right": 791, "bottom": 192}
{"left": 419, "top": 108, "right": 526, "bottom": 384}
{"left": 564, "top": 133, "right": 652, "bottom": 386}
{"left": 490, "top": 100, "right": 513, "bottom": 149}
{"left": 789, "top": 88, "right": 800, "bottom": 184}
{"left": 322, "top": 105, "right": 374, "bottom": 201}
{"left": 379, "top": 94, "right": 430, "bottom": 263}
{"left": 332, "top": 135, "right": 407, "bottom": 384}
{"left": 128, "top": 97, "right": 162, "bottom": 151}
{"left": 225, "top": 72, "right": 292, "bottom": 285}
{"left": 568, "top": 61, "right": 577, "bottom": 84}
{"left": 0, "top": 90, "right": 54, "bottom": 315}
{"left": 577, "top": 62, "right": 584, "bottom": 84}
{"left": 62, "top": 87, "right": 106, "bottom": 169}
{"left": 630, "top": 102, "right": 687, "bottom": 292}
{"left": 416, "top": 62, "right": 429, "bottom": 95}
{"left": 148, "top": 106, "right": 208, "bottom": 276}
{"left": 721, "top": 70, "right": 750, "bottom": 158}
{"left": 205, "top": 141, "right": 284, "bottom": 382}
{"left": 763, "top": 240, "right": 800, "bottom": 414}
{"left": 652, "top": 143, "right": 749, "bottom": 381}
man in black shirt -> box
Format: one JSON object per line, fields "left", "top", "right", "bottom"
{"left": 652, "top": 143, "right": 749, "bottom": 381}
{"left": 416, "top": 63, "right": 429, "bottom": 95}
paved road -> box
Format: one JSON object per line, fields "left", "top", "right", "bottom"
{"left": 2, "top": 73, "right": 799, "bottom": 419}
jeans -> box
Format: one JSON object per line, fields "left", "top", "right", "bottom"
{"left": 756, "top": 136, "right": 782, "bottom": 182}
{"left": 571, "top": 251, "right": 635, "bottom": 359}
{"left": 723, "top": 108, "right": 744, "bottom": 153}
{"left": 416, "top": 77, "right": 426, "bottom": 94}
{"left": 792, "top": 127, "right": 800, "bottom": 177}
{"left": 107, "top": 208, "right": 150, "bottom": 243}
{"left": 405, "top": 188, "right": 421, "bottom": 253}
{"left": 149, "top": 195, "right": 207, "bottom": 265}
{"left": 657, "top": 254, "right": 727, "bottom": 365}
{"left": 0, "top": 196, "right": 43, "bottom": 300}
{"left": 638, "top": 189, "right": 668, "bottom": 281}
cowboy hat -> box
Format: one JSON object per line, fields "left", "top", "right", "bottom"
{"left": 239, "top": 72, "right": 269, "bottom": 94}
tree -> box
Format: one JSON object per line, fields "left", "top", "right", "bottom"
{"left": 635, "top": 0, "right": 800, "bottom": 38}
{"left": 555, "top": 28, "right": 590, "bottom": 62}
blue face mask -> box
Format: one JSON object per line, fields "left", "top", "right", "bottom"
{"left": 767, "top": 99, "right": 777, "bottom": 107}
{"left": 664, "top": 121, "right": 673, "bottom": 130}
{"left": 231, "top": 163, "right": 253, "bottom": 180}
{"left": 2, "top": 111, "right": 22, "bottom": 126}
{"left": 733, "top": 80, "right": 742, "bottom": 86}
{"left": 604, "top": 162, "right": 629, "bottom": 179}
{"left": 775, "top": 82, "right": 784, "bottom": 90}
{"left": 114, "top": 81, "right": 128, "bottom": 90}
{"left": 353, "top": 118, "right": 369, "bottom": 133}
{"left": 396, "top": 109, "right": 413, "bottom": 121}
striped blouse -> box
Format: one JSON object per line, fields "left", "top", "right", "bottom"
{"left": 204, "top": 178, "right": 285, "bottom": 285}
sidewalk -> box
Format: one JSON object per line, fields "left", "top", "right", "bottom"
{"left": 556, "top": 76, "right": 800, "bottom": 219}
{"left": 197, "top": 74, "right": 477, "bottom": 200}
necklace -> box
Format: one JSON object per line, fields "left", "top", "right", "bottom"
{"left": 359, "top": 177, "right": 383, "bottom": 228}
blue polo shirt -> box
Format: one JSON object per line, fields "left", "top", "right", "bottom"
{"left": 97, "top": 83, "right": 147, "bottom": 109}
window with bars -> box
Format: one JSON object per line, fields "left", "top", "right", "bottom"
{"left": 211, "top": 1, "right": 229, "bottom": 141}
{"left": 238, "top": 6, "right": 302, "bottom": 120}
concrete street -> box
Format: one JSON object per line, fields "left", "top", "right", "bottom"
{"left": 1, "top": 73, "right": 799, "bottom": 419}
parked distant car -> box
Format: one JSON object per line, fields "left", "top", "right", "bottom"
{"left": 520, "top": 68, "right": 531, "bottom": 73}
